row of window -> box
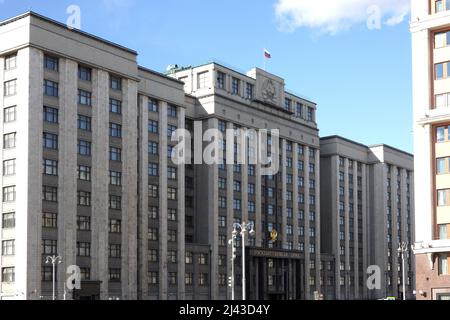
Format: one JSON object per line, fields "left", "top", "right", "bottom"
{"left": 284, "top": 98, "right": 315, "bottom": 121}
{"left": 148, "top": 99, "right": 178, "bottom": 117}
{"left": 43, "top": 55, "right": 122, "bottom": 90}
{"left": 147, "top": 271, "right": 209, "bottom": 286}
{"left": 148, "top": 184, "right": 178, "bottom": 200}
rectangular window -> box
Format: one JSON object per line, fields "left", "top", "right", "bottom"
{"left": 438, "top": 189, "right": 450, "bottom": 206}
{"left": 435, "top": 93, "right": 450, "bottom": 108}
{"left": 77, "top": 242, "right": 91, "bottom": 257}
{"left": 148, "top": 141, "right": 158, "bottom": 156}
{"left": 168, "top": 105, "right": 177, "bottom": 117}
{"left": 148, "top": 184, "right": 158, "bottom": 198}
{"left": 148, "top": 99, "right": 159, "bottom": 113}
{"left": 78, "top": 89, "right": 92, "bottom": 106}
{"left": 307, "top": 107, "right": 314, "bottom": 121}
{"left": 110, "top": 147, "right": 121, "bottom": 161}
{"left": 110, "top": 99, "right": 122, "bottom": 114}
{"left": 42, "top": 212, "right": 57, "bottom": 228}
{"left": 217, "top": 71, "right": 225, "bottom": 89}
{"left": 44, "top": 55, "right": 58, "bottom": 71}
{"left": 109, "top": 269, "right": 121, "bottom": 282}
{"left": 4, "top": 79, "right": 16, "bottom": 97}
{"left": 109, "top": 123, "right": 122, "bottom": 138}
{"left": 78, "top": 115, "right": 91, "bottom": 131}
{"left": 2, "top": 240, "right": 15, "bottom": 256}
{"left": 437, "top": 126, "right": 446, "bottom": 142}
{"left": 109, "top": 195, "right": 122, "bottom": 210}
{"left": 2, "top": 212, "right": 15, "bottom": 229}
{"left": 43, "top": 132, "right": 57, "bottom": 149}
{"left": 78, "top": 66, "right": 92, "bottom": 81}
{"left": 43, "top": 80, "right": 58, "bottom": 97}
{"left": 109, "top": 171, "right": 122, "bottom": 186}
{"left": 4, "top": 54, "right": 17, "bottom": 70}
{"left": 2, "top": 186, "right": 15, "bottom": 203}
{"left": 437, "top": 158, "right": 447, "bottom": 174}
{"left": 78, "top": 140, "right": 91, "bottom": 156}
{"left": 168, "top": 125, "right": 177, "bottom": 137}
{"left": 197, "top": 71, "right": 208, "bottom": 89}
{"left": 148, "top": 162, "right": 158, "bottom": 176}
{"left": 78, "top": 165, "right": 91, "bottom": 181}
{"left": 110, "top": 75, "right": 122, "bottom": 91}
{"left": 4, "top": 106, "right": 16, "bottom": 123}
{"left": 168, "top": 166, "right": 177, "bottom": 180}
{"left": 439, "top": 224, "right": 448, "bottom": 240}
{"left": 246, "top": 83, "right": 254, "bottom": 99}
{"left": 2, "top": 267, "right": 15, "bottom": 283}
{"left": 168, "top": 187, "right": 177, "bottom": 200}
{"left": 43, "top": 186, "right": 57, "bottom": 202}
{"left": 148, "top": 120, "right": 158, "bottom": 134}
{"left": 78, "top": 191, "right": 91, "bottom": 206}
{"left": 43, "top": 106, "right": 58, "bottom": 123}
{"left": 42, "top": 239, "right": 57, "bottom": 255}
{"left": 43, "top": 159, "right": 58, "bottom": 176}
{"left": 109, "top": 244, "right": 121, "bottom": 258}
{"left": 3, "top": 159, "right": 15, "bottom": 176}
{"left": 232, "top": 77, "right": 240, "bottom": 95}
{"left": 285, "top": 98, "right": 292, "bottom": 111}
{"left": 439, "top": 254, "right": 448, "bottom": 275}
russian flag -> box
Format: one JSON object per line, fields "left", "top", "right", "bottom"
{"left": 264, "top": 49, "right": 271, "bottom": 59}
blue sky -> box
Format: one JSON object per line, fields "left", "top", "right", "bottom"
{"left": 0, "top": 0, "right": 413, "bottom": 153}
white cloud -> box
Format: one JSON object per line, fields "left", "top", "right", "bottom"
{"left": 275, "top": 0, "right": 410, "bottom": 34}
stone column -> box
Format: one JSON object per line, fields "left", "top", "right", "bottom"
{"left": 158, "top": 101, "right": 168, "bottom": 299}
{"left": 91, "top": 69, "right": 110, "bottom": 299}
{"left": 177, "top": 107, "right": 186, "bottom": 300}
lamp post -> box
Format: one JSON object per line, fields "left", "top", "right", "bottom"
{"left": 232, "top": 221, "right": 255, "bottom": 300}
{"left": 228, "top": 233, "right": 237, "bottom": 300}
{"left": 45, "top": 255, "right": 62, "bottom": 300}
{"left": 398, "top": 242, "right": 408, "bottom": 301}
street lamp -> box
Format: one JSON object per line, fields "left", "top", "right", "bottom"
{"left": 397, "top": 242, "right": 408, "bottom": 301}
{"left": 232, "top": 221, "right": 255, "bottom": 300}
{"left": 45, "top": 255, "right": 62, "bottom": 300}
{"left": 228, "top": 234, "right": 237, "bottom": 300}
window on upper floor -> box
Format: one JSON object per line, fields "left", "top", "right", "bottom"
{"left": 435, "top": 62, "right": 450, "bottom": 80}
{"left": 435, "top": 31, "right": 450, "bottom": 49}
{"left": 110, "top": 75, "right": 122, "bottom": 91}
{"left": 217, "top": 71, "right": 226, "bottom": 89}
{"left": 44, "top": 55, "right": 58, "bottom": 72}
{"left": 231, "top": 77, "right": 240, "bottom": 95}
{"left": 78, "top": 66, "right": 92, "bottom": 81}
{"left": 197, "top": 71, "right": 209, "bottom": 89}
{"left": 295, "top": 102, "right": 303, "bottom": 118}
{"left": 246, "top": 83, "right": 254, "bottom": 99}
{"left": 4, "top": 53, "right": 17, "bottom": 70}
{"left": 3, "top": 79, "right": 16, "bottom": 97}
{"left": 4, "top": 106, "right": 16, "bottom": 123}
{"left": 44, "top": 106, "right": 58, "bottom": 124}
{"left": 435, "top": 92, "right": 450, "bottom": 109}
{"left": 285, "top": 98, "right": 292, "bottom": 111}
{"left": 307, "top": 107, "right": 314, "bottom": 122}
{"left": 44, "top": 80, "right": 58, "bottom": 97}
{"left": 110, "top": 98, "right": 122, "bottom": 114}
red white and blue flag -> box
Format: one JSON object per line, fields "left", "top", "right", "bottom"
{"left": 264, "top": 49, "right": 271, "bottom": 59}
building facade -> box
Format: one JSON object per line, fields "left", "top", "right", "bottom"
{"left": 320, "top": 136, "right": 415, "bottom": 300}
{"left": 411, "top": 0, "right": 450, "bottom": 300}
{"left": 0, "top": 12, "right": 324, "bottom": 300}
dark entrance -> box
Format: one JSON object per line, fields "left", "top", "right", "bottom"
{"left": 247, "top": 247, "right": 304, "bottom": 300}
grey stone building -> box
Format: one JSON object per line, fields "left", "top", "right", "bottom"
{"left": 320, "top": 136, "right": 415, "bottom": 300}
{"left": 0, "top": 12, "right": 323, "bottom": 300}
